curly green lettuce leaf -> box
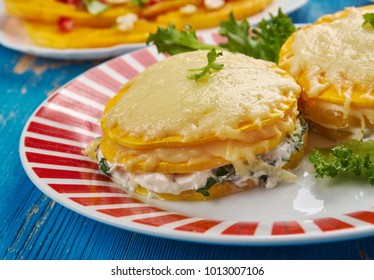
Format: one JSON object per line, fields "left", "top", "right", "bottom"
{"left": 218, "top": 12, "right": 257, "bottom": 57}
{"left": 146, "top": 24, "right": 219, "bottom": 55}
{"left": 219, "top": 9, "right": 296, "bottom": 62}
{"left": 309, "top": 140, "right": 374, "bottom": 185}
{"left": 253, "top": 8, "right": 297, "bottom": 63}
{"left": 363, "top": 13, "right": 374, "bottom": 29}
{"left": 146, "top": 9, "right": 296, "bottom": 63}
{"left": 187, "top": 48, "right": 224, "bottom": 81}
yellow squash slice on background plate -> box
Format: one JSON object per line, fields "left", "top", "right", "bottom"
{"left": 4, "top": 0, "right": 274, "bottom": 49}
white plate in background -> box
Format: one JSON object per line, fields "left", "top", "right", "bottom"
{"left": 0, "top": 0, "right": 307, "bottom": 60}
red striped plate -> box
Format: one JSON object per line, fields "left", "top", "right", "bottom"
{"left": 19, "top": 33, "right": 374, "bottom": 245}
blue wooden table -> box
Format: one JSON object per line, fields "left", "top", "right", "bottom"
{"left": 1, "top": 0, "right": 374, "bottom": 260}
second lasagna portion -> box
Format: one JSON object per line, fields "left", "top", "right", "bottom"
{"left": 279, "top": 5, "right": 374, "bottom": 141}
{"left": 84, "top": 50, "right": 306, "bottom": 200}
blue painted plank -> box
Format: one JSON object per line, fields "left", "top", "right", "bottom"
{"left": 1, "top": 0, "right": 374, "bottom": 260}
{"left": 290, "top": 0, "right": 373, "bottom": 23}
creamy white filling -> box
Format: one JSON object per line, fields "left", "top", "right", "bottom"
{"left": 116, "top": 167, "right": 213, "bottom": 195}
{"left": 98, "top": 150, "right": 213, "bottom": 194}
{"left": 96, "top": 122, "right": 303, "bottom": 195}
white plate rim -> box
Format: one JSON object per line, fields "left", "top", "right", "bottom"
{"left": 0, "top": 0, "right": 307, "bottom": 60}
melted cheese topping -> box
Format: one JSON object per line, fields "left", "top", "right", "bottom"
{"left": 280, "top": 7, "right": 374, "bottom": 99}
{"left": 102, "top": 50, "right": 300, "bottom": 145}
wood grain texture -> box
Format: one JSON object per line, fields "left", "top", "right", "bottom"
{"left": 1, "top": 0, "right": 374, "bottom": 260}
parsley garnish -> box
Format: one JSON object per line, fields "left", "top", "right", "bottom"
{"left": 309, "top": 140, "right": 374, "bottom": 185}
{"left": 187, "top": 48, "right": 224, "bottom": 81}
{"left": 363, "top": 13, "right": 374, "bottom": 29}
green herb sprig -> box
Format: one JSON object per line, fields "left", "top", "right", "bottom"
{"left": 187, "top": 48, "right": 224, "bottom": 81}
{"left": 309, "top": 140, "right": 374, "bottom": 185}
